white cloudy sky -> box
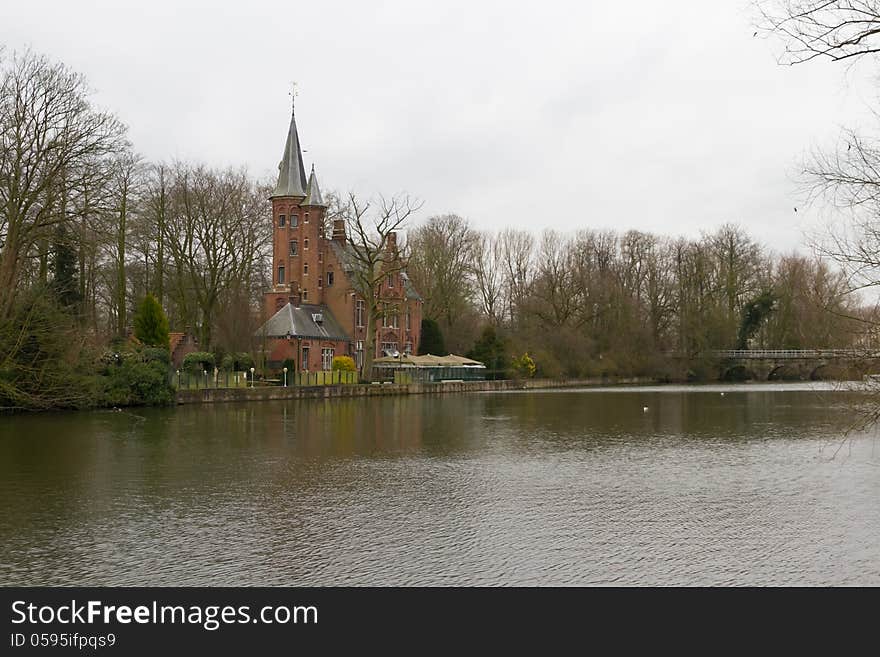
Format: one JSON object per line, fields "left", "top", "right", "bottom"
{"left": 3, "top": 0, "right": 877, "bottom": 252}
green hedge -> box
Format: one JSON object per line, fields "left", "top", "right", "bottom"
{"left": 182, "top": 351, "right": 215, "bottom": 374}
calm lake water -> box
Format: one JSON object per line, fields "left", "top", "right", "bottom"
{"left": 1, "top": 383, "right": 878, "bottom": 586}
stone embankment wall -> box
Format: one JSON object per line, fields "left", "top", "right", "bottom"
{"left": 175, "top": 377, "right": 656, "bottom": 405}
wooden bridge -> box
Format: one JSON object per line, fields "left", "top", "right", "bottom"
{"left": 708, "top": 349, "right": 879, "bottom": 381}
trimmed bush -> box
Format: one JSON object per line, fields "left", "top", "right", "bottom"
{"left": 332, "top": 355, "right": 356, "bottom": 372}
{"left": 220, "top": 352, "right": 254, "bottom": 371}
{"left": 182, "top": 351, "right": 215, "bottom": 374}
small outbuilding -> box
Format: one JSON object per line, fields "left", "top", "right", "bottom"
{"left": 372, "top": 353, "right": 486, "bottom": 382}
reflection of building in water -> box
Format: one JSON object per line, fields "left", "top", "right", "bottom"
{"left": 259, "top": 398, "right": 425, "bottom": 459}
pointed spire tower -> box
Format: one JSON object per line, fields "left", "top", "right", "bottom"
{"left": 303, "top": 164, "right": 325, "bottom": 207}
{"left": 266, "top": 94, "right": 330, "bottom": 315}
{"left": 271, "top": 100, "right": 308, "bottom": 198}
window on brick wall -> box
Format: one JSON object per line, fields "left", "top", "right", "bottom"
{"left": 304, "top": 238, "right": 309, "bottom": 250}
{"left": 327, "top": 271, "right": 334, "bottom": 287}
{"left": 279, "top": 214, "right": 286, "bottom": 227}
{"left": 355, "top": 300, "right": 365, "bottom": 328}
{"left": 406, "top": 309, "right": 411, "bottom": 331}
{"left": 304, "top": 263, "right": 309, "bottom": 275}
{"left": 289, "top": 240, "right": 298, "bottom": 256}
{"left": 291, "top": 214, "right": 299, "bottom": 227}
{"left": 278, "top": 265, "right": 285, "bottom": 284}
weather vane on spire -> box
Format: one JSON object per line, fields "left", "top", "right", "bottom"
{"left": 289, "top": 82, "right": 298, "bottom": 115}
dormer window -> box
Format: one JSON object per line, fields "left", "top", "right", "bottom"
{"left": 279, "top": 215, "right": 286, "bottom": 227}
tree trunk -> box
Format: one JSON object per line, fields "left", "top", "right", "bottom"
{"left": 362, "top": 302, "right": 376, "bottom": 382}
{"left": 116, "top": 194, "right": 127, "bottom": 337}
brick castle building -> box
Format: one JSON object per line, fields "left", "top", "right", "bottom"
{"left": 257, "top": 104, "right": 422, "bottom": 372}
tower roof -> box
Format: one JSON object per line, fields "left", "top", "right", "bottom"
{"left": 272, "top": 108, "right": 308, "bottom": 198}
{"left": 303, "top": 165, "right": 325, "bottom": 206}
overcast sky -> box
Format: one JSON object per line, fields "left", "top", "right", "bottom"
{"left": 3, "top": 0, "right": 877, "bottom": 252}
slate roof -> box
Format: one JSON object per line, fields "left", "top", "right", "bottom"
{"left": 303, "top": 165, "right": 325, "bottom": 206}
{"left": 255, "top": 303, "right": 350, "bottom": 341}
{"left": 271, "top": 110, "right": 308, "bottom": 198}
{"left": 328, "top": 241, "right": 422, "bottom": 301}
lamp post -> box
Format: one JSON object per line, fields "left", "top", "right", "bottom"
{"left": 283, "top": 367, "right": 288, "bottom": 387}
{"left": 250, "top": 367, "right": 255, "bottom": 388}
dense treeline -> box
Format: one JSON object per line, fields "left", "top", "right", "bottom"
{"left": 0, "top": 50, "right": 271, "bottom": 409}
{"left": 0, "top": 47, "right": 874, "bottom": 410}
{"left": 407, "top": 215, "right": 871, "bottom": 378}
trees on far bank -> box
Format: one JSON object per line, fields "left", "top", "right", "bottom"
{"left": 404, "top": 212, "right": 864, "bottom": 378}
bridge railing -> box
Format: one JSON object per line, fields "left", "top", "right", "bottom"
{"left": 711, "top": 349, "right": 878, "bottom": 360}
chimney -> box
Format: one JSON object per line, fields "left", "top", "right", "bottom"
{"left": 387, "top": 231, "right": 397, "bottom": 250}
{"left": 332, "top": 219, "right": 346, "bottom": 242}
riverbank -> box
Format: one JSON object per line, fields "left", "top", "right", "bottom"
{"left": 175, "top": 376, "right": 658, "bottom": 404}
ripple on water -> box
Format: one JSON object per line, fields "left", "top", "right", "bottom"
{"left": 0, "top": 386, "right": 878, "bottom": 585}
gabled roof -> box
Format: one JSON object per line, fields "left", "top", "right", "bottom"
{"left": 328, "top": 241, "right": 422, "bottom": 301}
{"left": 255, "top": 303, "right": 349, "bottom": 341}
{"left": 271, "top": 110, "right": 308, "bottom": 198}
{"left": 303, "top": 165, "right": 325, "bottom": 206}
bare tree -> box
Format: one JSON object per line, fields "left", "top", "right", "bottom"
{"left": 0, "top": 50, "right": 125, "bottom": 319}
{"left": 757, "top": 1, "right": 880, "bottom": 64}
{"left": 163, "top": 163, "right": 269, "bottom": 349}
{"left": 407, "top": 213, "right": 476, "bottom": 349}
{"left": 103, "top": 149, "right": 144, "bottom": 336}
{"left": 343, "top": 193, "right": 421, "bottom": 380}
{"left": 471, "top": 231, "right": 505, "bottom": 326}
{"left": 497, "top": 228, "right": 534, "bottom": 326}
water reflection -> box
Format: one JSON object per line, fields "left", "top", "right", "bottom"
{"left": 0, "top": 384, "right": 877, "bottom": 585}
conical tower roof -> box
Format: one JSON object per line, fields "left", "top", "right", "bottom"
{"left": 271, "top": 107, "right": 308, "bottom": 198}
{"left": 303, "top": 164, "right": 325, "bottom": 206}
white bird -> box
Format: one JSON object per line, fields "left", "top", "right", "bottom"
{"left": 720, "top": 392, "right": 725, "bottom": 397}
{"left": 642, "top": 406, "right": 649, "bottom": 413}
